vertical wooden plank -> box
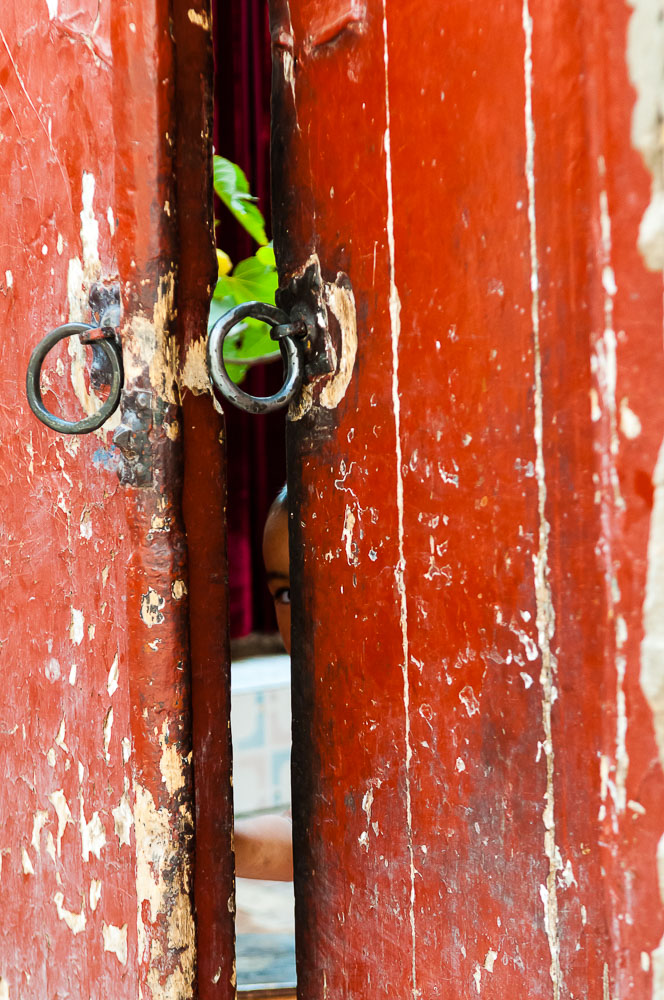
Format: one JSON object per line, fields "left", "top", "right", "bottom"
{"left": 0, "top": 0, "right": 217, "bottom": 994}
{"left": 269, "top": 0, "right": 664, "bottom": 997}
{"left": 175, "top": 2, "right": 237, "bottom": 998}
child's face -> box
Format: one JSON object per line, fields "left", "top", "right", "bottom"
{"left": 262, "top": 500, "right": 291, "bottom": 654}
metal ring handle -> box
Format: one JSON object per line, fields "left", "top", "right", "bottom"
{"left": 207, "top": 301, "right": 303, "bottom": 415}
{"left": 26, "top": 323, "right": 123, "bottom": 434}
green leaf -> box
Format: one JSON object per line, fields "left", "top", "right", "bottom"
{"left": 213, "top": 156, "right": 268, "bottom": 246}
{"left": 255, "top": 243, "right": 276, "bottom": 267}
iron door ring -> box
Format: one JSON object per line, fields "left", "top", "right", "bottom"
{"left": 26, "top": 322, "right": 123, "bottom": 434}
{"left": 207, "top": 301, "right": 303, "bottom": 415}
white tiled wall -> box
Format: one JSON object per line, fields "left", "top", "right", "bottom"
{"left": 231, "top": 654, "right": 292, "bottom": 816}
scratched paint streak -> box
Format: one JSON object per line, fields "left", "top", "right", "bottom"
{"left": 596, "top": 158, "right": 629, "bottom": 815}
{"left": 522, "top": 3, "right": 561, "bottom": 995}
{"left": 381, "top": 3, "right": 418, "bottom": 996}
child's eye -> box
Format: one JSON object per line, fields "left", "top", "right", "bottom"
{"left": 273, "top": 587, "right": 290, "bottom": 606}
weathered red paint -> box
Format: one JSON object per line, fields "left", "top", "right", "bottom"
{"left": 270, "top": 1, "right": 664, "bottom": 997}
{"left": 0, "top": 0, "right": 226, "bottom": 995}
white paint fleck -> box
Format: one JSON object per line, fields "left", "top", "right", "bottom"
{"left": 45, "top": 657, "right": 61, "bottom": 682}
{"left": 55, "top": 718, "right": 69, "bottom": 753}
{"left": 620, "top": 398, "right": 642, "bottom": 439}
{"left": 106, "top": 206, "right": 115, "bottom": 235}
{"left": 0, "top": 975, "right": 9, "bottom": 999}
{"left": 103, "top": 922, "right": 128, "bottom": 964}
{"left": 21, "top": 848, "right": 34, "bottom": 875}
{"left": 45, "top": 0, "right": 58, "bottom": 18}
{"left": 80, "top": 172, "right": 100, "bottom": 277}
{"left": 172, "top": 578, "right": 187, "bottom": 600}
{"left": 342, "top": 506, "right": 357, "bottom": 566}
{"left": 56, "top": 232, "right": 63, "bottom": 255}
{"left": 49, "top": 790, "right": 73, "bottom": 855}
{"left": 459, "top": 684, "right": 480, "bottom": 717}
{"left": 80, "top": 794, "right": 106, "bottom": 862}
{"left": 108, "top": 653, "right": 119, "bottom": 696}
{"left": 69, "top": 663, "right": 77, "bottom": 685}
{"left": 113, "top": 780, "right": 134, "bottom": 847}
{"left": 90, "top": 879, "right": 102, "bottom": 911}
{"left": 79, "top": 508, "right": 92, "bottom": 539}
{"left": 473, "top": 966, "right": 482, "bottom": 994}
{"left": 46, "top": 748, "right": 56, "bottom": 767}
{"left": 69, "top": 608, "right": 84, "bottom": 646}
{"left": 520, "top": 672, "right": 534, "bottom": 689}
{"left": 642, "top": 951, "right": 651, "bottom": 973}
{"left": 121, "top": 736, "right": 132, "bottom": 764}
{"left": 5, "top": 270, "right": 13, "bottom": 289}
{"left": 484, "top": 949, "right": 498, "bottom": 972}
{"left": 54, "top": 891, "right": 86, "bottom": 934}
{"left": 456, "top": 757, "right": 466, "bottom": 772}
{"left": 103, "top": 707, "right": 114, "bottom": 762}
{"left": 358, "top": 831, "right": 370, "bottom": 852}
{"left": 31, "top": 811, "right": 49, "bottom": 853}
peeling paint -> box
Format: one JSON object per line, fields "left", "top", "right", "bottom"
{"left": 320, "top": 279, "right": 358, "bottom": 409}
{"left": 31, "top": 810, "right": 49, "bottom": 853}
{"left": 641, "top": 439, "right": 664, "bottom": 991}
{"left": 54, "top": 891, "right": 86, "bottom": 934}
{"left": 113, "top": 779, "right": 134, "bottom": 847}
{"left": 133, "top": 782, "right": 195, "bottom": 992}
{"left": 49, "top": 789, "right": 73, "bottom": 856}
{"left": 187, "top": 8, "right": 211, "bottom": 30}
{"left": 626, "top": 0, "right": 664, "bottom": 268}
{"left": 69, "top": 607, "right": 84, "bottom": 645}
{"left": 141, "top": 588, "right": 166, "bottom": 627}
{"left": 108, "top": 653, "right": 119, "bottom": 696}
{"left": 159, "top": 723, "right": 188, "bottom": 796}
{"left": 80, "top": 791, "right": 106, "bottom": 862}
{"left": 181, "top": 337, "right": 210, "bottom": 395}
{"left": 90, "top": 879, "right": 102, "bottom": 911}
{"left": 103, "top": 922, "right": 128, "bottom": 965}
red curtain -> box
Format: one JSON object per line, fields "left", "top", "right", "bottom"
{"left": 212, "top": 0, "right": 286, "bottom": 638}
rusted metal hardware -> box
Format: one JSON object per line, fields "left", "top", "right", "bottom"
{"left": 112, "top": 388, "right": 154, "bottom": 488}
{"left": 276, "top": 260, "right": 336, "bottom": 379}
{"left": 207, "top": 261, "right": 338, "bottom": 415}
{"left": 207, "top": 301, "right": 306, "bottom": 414}
{"left": 26, "top": 321, "right": 123, "bottom": 434}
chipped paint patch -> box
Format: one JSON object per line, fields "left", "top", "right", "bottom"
{"left": 113, "top": 780, "right": 134, "bottom": 847}
{"left": 320, "top": 279, "right": 358, "bottom": 409}
{"left": 108, "top": 653, "right": 119, "bottom": 696}
{"left": 80, "top": 792, "right": 106, "bottom": 862}
{"left": 69, "top": 607, "right": 84, "bottom": 645}
{"left": 159, "top": 723, "right": 188, "bottom": 796}
{"left": 31, "top": 810, "right": 49, "bottom": 852}
{"left": 21, "top": 848, "right": 34, "bottom": 875}
{"left": 90, "top": 879, "right": 102, "bottom": 911}
{"left": 181, "top": 337, "right": 211, "bottom": 395}
{"left": 641, "top": 438, "right": 664, "bottom": 991}
{"left": 49, "top": 789, "right": 73, "bottom": 855}
{"left": 103, "top": 707, "right": 114, "bottom": 761}
{"left": 103, "top": 922, "right": 128, "bottom": 964}
{"left": 187, "top": 8, "right": 210, "bottom": 30}
{"left": 54, "top": 891, "right": 86, "bottom": 934}
{"left": 626, "top": 0, "right": 664, "bottom": 268}
{"left": 134, "top": 782, "right": 196, "bottom": 992}
{"left": 80, "top": 171, "right": 101, "bottom": 278}
{"left": 123, "top": 273, "right": 178, "bottom": 404}
{"left": 171, "top": 579, "right": 187, "bottom": 600}
{"left": 141, "top": 588, "right": 165, "bottom": 627}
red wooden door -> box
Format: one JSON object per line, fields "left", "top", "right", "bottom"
{"left": 0, "top": 2, "right": 234, "bottom": 997}
{"left": 268, "top": 1, "right": 664, "bottom": 997}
